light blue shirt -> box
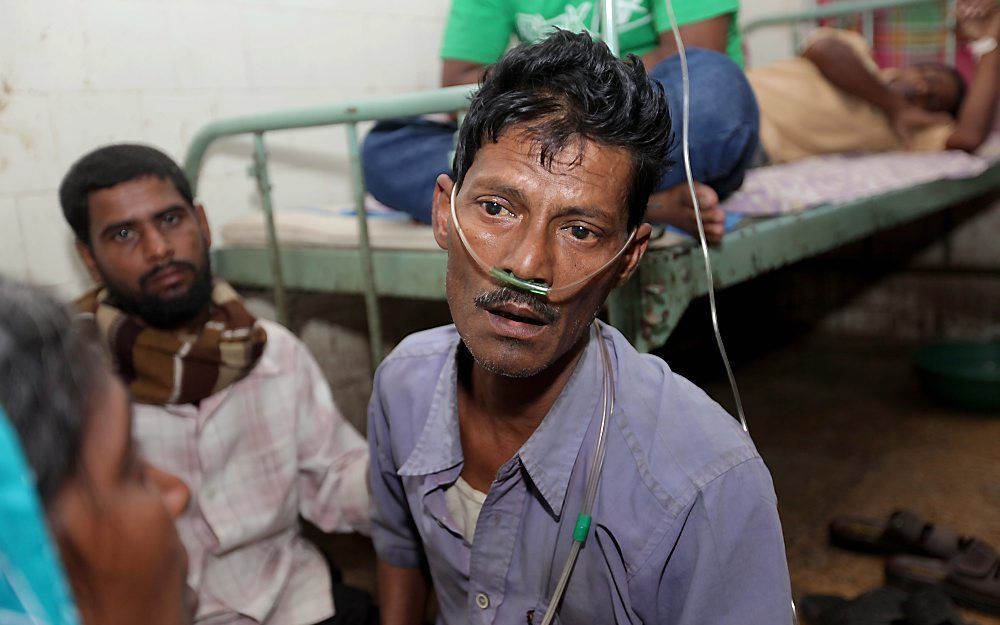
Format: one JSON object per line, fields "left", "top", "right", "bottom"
{"left": 0, "top": 408, "right": 80, "bottom": 625}
{"left": 369, "top": 321, "right": 792, "bottom": 624}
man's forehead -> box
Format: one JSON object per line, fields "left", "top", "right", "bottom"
{"left": 498, "top": 127, "right": 627, "bottom": 165}
{"left": 88, "top": 175, "right": 191, "bottom": 222}
{"left": 468, "top": 129, "right": 632, "bottom": 197}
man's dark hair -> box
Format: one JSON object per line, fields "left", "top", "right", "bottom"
{"left": 59, "top": 143, "right": 194, "bottom": 245}
{"left": 453, "top": 29, "right": 672, "bottom": 230}
{"left": 0, "top": 277, "right": 104, "bottom": 506}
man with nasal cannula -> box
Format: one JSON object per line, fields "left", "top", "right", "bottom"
{"left": 368, "top": 30, "right": 792, "bottom": 625}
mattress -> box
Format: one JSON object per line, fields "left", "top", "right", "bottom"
{"left": 221, "top": 142, "right": 1000, "bottom": 251}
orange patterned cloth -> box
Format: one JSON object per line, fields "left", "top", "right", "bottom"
{"left": 817, "top": 0, "right": 973, "bottom": 79}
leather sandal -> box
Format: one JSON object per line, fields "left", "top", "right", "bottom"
{"left": 829, "top": 510, "right": 968, "bottom": 559}
{"left": 903, "top": 587, "right": 977, "bottom": 625}
{"left": 798, "top": 587, "right": 909, "bottom": 625}
{"left": 886, "top": 540, "right": 1000, "bottom": 616}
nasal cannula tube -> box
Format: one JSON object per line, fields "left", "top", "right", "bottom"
{"left": 538, "top": 323, "right": 614, "bottom": 625}
{"left": 449, "top": 184, "right": 635, "bottom": 299}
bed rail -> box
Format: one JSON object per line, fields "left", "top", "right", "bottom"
{"left": 184, "top": 0, "right": 957, "bottom": 366}
{"left": 185, "top": 85, "right": 476, "bottom": 366}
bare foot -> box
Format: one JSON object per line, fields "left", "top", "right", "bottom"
{"left": 646, "top": 182, "right": 725, "bottom": 244}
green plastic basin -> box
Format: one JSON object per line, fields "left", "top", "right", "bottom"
{"left": 914, "top": 341, "right": 1000, "bottom": 413}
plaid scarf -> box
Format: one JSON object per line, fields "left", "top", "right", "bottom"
{"left": 76, "top": 281, "right": 267, "bottom": 405}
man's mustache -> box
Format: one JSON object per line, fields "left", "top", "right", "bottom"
{"left": 474, "top": 287, "right": 559, "bottom": 324}
{"left": 139, "top": 261, "right": 197, "bottom": 289}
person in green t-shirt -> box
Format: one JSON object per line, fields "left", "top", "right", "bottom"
{"left": 362, "top": 0, "right": 758, "bottom": 244}
{"left": 441, "top": 0, "right": 743, "bottom": 82}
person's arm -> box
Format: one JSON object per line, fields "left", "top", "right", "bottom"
{"left": 367, "top": 366, "right": 432, "bottom": 624}
{"left": 441, "top": 59, "right": 487, "bottom": 88}
{"left": 439, "top": 0, "right": 511, "bottom": 87}
{"left": 636, "top": 458, "right": 793, "bottom": 624}
{"left": 801, "top": 32, "right": 945, "bottom": 146}
{"left": 640, "top": 14, "right": 731, "bottom": 69}
{"left": 802, "top": 34, "right": 905, "bottom": 118}
{"left": 294, "top": 342, "right": 371, "bottom": 534}
{"left": 378, "top": 561, "right": 430, "bottom": 625}
{"left": 946, "top": 8, "right": 1000, "bottom": 152}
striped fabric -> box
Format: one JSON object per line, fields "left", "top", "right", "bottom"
{"left": 816, "top": 1, "right": 968, "bottom": 68}
{"left": 874, "top": 2, "right": 949, "bottom": 67}
{"left": 77, "top": 280, "right": 267, "bottom": 405}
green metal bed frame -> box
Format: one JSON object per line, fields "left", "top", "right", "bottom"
{"left": 185, "top": 0, "right": 980, "bottom": 364}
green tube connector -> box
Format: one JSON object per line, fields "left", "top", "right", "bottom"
{"left": 489, "top": 268, "right": 550, "bottom": 297}
{"left": 573, "top": 514, "right": 592, "bottom": 543}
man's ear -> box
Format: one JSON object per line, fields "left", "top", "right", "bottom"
{"left": 431, "top": 174, "right": 456, "bottom": 251}
{"left": 614, "top": 222, "right": 651, "bottom": 287}
{"left": 194, "top": 202, "right": 212, "bottom": 248}
{"left": 75, "top": 239, "right": 102, "bottom": 285}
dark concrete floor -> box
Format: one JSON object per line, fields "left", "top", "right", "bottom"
{"left": 316, "top": 330, "right": 1000, "bottom": 623}
{"left": 710, "top": 332, "right": 1000, "bottom": 625}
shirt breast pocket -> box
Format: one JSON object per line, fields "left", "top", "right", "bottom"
{"left": 526, "top": 523, "right": 640, "bottom": 625}
{"left": 228, "top": 440, "right": 298, "bottom": 523}
{"left": 592, "top": 523, "right": 655, "bottom": 625}
{"left": 526, "top": 603, "right": 563, "bottom": 625}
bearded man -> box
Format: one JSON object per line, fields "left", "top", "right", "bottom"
{"left": 60, "top": 143, "right": 376, "bottom": 625}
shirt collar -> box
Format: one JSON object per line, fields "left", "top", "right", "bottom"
{"left": 516, "top": 328, "right": 603, "bottom": 516}
{"left": 249, "top": 320, "right": 285, "bottom": 378}
{"left": 398, "top": 339, "right": 464, "bottom": 477}
{"left": 399, "top": 325, "right": 605, "bottom": 517}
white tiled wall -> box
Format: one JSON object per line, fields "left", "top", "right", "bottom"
{"left": 0, "top": 197, "right": 28, "bottom": 279}
{"left": 742, "top": 0, "right": 802, "bottom": 67}
{"left": 0, "top": 0, "right": 451, "bottom": 298}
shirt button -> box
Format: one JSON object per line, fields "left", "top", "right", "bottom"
{"left": 475, "top": 593, "right": 490, "bottom": 609}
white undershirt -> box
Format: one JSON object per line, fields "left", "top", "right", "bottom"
{"left": 444, "top": 476, "right": 488, "bottom": 543}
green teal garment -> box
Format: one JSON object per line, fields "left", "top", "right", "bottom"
{"left": 441, "top": 0, "right": 743, "bottom": 69}
{"left": 0, "top": 408, "right": 81, "bottom": 625}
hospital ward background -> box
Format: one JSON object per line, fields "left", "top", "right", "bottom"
{"left": 1, "top": 0, "right": 999, "bottom": 623}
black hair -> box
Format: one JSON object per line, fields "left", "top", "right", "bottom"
{"left": 453, "top": 29, "right": 672, "bottom": 230}
{"left": 59, "top": 143, "right": 194, "bottom": 245}
{"left": 0, "top": 277, "right": 104, "bottom": 506}
{"left": 913, "top": 62, "right": 967, "bottom": 117}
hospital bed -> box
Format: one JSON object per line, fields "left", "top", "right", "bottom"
{"left": 184, "top": 0, "right": 991, "bottom": 366}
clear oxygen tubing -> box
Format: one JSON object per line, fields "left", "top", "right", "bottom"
{"left": 661, "top": 0, "right": 749, "bottom": 433}
{"left": 663, "top": 14, "right": 797, "bottom": 625}
{"left": 449, "top": 183, "right": 636, "bottom": 299}
{"left": 538, "top": 322, "right": 614, "bottom": 625}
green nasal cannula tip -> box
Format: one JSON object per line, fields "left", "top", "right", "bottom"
{"left": 489, "top": 267, "right": 551, "bottom": 297}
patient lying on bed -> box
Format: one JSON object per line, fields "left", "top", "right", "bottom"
{"left": 749, "top": 1, "right": 1000, "bottom": 166}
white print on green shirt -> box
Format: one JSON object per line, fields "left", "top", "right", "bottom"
{"left": 514, "top": 0, "right": 653, "bottom": 44}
